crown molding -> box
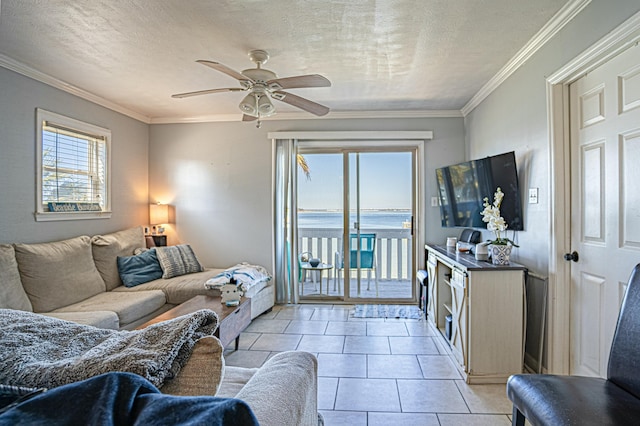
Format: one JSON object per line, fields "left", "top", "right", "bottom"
{"left": 547, "top": 9, "right": 640, "bottom": 85}
{"left": 461, "top": 0, "right": 591, "bottom": 116}
{"left": 302, "top": 109, "right": 463, "bottom": 119}
{"left": 150, "top": 114, "right": 243, "bottom": 124}
{"left": 0, "top": 53, "right": 152, "bottom": 123}
{"left": 267, "top": 130, "right": 433, "bottom": 140}
{"left": 150, "top": 109, "right": 463, "bottom": 124}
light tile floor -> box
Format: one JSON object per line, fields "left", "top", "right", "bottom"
{"left": 224, "top": 304, "right": 515, "bottom": 426}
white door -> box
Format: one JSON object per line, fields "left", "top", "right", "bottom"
{"left": 569, "top": 43, "right": 640, "bottom": 377}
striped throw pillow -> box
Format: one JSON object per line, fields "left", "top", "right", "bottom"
{"left": 156, "top": 245, "right": 204, "bottom": 279}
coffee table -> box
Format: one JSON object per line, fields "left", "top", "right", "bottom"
{"left": 137, "top": 295, "right": 251, "bottom": 350}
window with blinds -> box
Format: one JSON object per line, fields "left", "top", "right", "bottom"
{"left": 36, "top": 109, "right": 111, "bottom": 221}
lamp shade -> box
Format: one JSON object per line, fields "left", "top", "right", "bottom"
{"left": 149, "top": 203, "right": 169, "bottom": 225}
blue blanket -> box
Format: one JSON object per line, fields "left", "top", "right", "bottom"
{"left": 0, "top": 372, "right": 258, "bottom": 425}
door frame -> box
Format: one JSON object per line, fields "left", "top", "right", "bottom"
{"left": 269, "top": 131, "right": 431, "bottom": 303}
{"left": 546, "top": 11, "right": 640, "bottom": 375}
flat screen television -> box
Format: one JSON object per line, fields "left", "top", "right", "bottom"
{"left": 436, "top": 151, "right": 523, "bottom": 230}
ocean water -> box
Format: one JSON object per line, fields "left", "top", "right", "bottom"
{"left": 298, "top": 210, "right": 412, "bottom": 229}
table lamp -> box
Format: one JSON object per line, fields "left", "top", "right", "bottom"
{"left": 150, "top": 203, "right": 170, "bottom": 234}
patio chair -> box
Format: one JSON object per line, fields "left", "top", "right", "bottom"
{"left": 506, "top": 263, "right": 640, "bottom": 425}
{"left": 334, "top": 233, "right": 378, "bottom": 296}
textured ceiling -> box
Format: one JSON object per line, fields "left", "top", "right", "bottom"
{"left": 0, "top": 0, "right": 568, "bottom": 121}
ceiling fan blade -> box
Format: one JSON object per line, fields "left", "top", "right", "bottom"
{"left": 267, "top": 74, "right": 331, "bottom": 90}
{"left": 197, "top": 60, "right": 252, "bottom": 82}
{"left": 272, "top": 91, "right": 330, "bottom": 116}
{"left": 171, "top": 87, "right": 245, "bottom": 99}
{"left": 242, "top": 114, "right": 258, "bottom": 121}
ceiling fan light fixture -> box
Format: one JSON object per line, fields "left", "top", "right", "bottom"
{"left": 173, "top": 50, "right": 331, "bottom": 121}
{"left": 257, "top": 95, "right": 276, "bottom": 117}
{"left": 239, "top": 93, "right": 258, "bottom": 117}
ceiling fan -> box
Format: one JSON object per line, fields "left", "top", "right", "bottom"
{"left": 172, "top": 50, "right": 331, "bottom": 126}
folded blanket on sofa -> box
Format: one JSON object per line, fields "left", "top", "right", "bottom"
{"left": 0, "top": 309, "right": 220, "bottom": 390}
{"left": 0, "top": 372, "right": 259, "bottom": 426}
{"left": 205, "top": 262, "right": 271, "bottom": 290}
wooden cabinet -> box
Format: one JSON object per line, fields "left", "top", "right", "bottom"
{"left": 426, "top": 244, "right": 525, "bottom": 384}
{"left": 426, "top": 253, "right": 438, "bottom": 321}
{"left": 449, "top": 268, "right": 467, "bottom": 368}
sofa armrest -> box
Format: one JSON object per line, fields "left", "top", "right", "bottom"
{"left": 161, "top": 336, "right": 225, "bottom": 396}
{"left": 235, "top": 351, "right": 318, "bottom": 426}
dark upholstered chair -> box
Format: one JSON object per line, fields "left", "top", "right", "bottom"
{"left": 507, "top": 264, "right": 640, "bottom": 426}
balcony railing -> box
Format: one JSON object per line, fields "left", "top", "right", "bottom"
{"left": 297, "top": 228, "right": 413, "bottom": 281}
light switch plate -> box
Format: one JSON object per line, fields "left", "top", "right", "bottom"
{"left": 529, "top": 188, "right": 539, "bottom": 204}
{"left": 431, "top": 196, "right": 440, "bottom": 207}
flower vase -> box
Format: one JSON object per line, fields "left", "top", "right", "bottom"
{"left": 490, "top": 244, "right": 512, "bottom": 265}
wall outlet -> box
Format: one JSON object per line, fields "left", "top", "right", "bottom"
{"left": 529, "top": 188, "right": 539, "bottom": 204}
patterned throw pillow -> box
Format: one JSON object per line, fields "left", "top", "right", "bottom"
{"left": 155, "top": 245, "right": 204, "bottom": 279}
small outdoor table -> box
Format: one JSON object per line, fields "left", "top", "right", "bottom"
{"left": 300, "top": 262, "right": 334, "bottom": 295}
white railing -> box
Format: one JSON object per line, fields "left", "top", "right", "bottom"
{"left": 297, "top": 228, "right": 413, "bottom": 281}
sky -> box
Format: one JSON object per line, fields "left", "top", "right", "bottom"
{"left": 297, "top": 152, "right": 412, "bottom": 210}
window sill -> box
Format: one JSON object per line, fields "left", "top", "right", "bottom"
{"left": 34, "top": 211, "right": 113, "bottom": 222}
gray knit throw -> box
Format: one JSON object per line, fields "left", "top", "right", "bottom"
{"left": 0, "top": 308, "right": 218, "bottom": 389}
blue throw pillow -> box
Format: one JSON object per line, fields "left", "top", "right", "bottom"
{"left": 117, "top": 248, "right": 163, "bottom": 287}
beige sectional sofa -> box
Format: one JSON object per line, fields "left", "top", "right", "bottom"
{"left": 0, "top": 226, "right": 275, "bottom": 329}
{"left": 0, "top": 227, "right": 320, "bottom": 425}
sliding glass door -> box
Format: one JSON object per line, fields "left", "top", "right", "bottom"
{"left": 296, "top": 152, "right": 344, "bottom": 299}
{"left": 297, "top": 147, "right": 415, "bottom": 303}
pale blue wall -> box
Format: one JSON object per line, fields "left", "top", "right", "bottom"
{"left": 0, "top": 67, "right": 150, "bottom": 243}
{"left": 149, "top": 118, "right": 465, "bottom": 268}
{"left": 0, "top": 60, "right": 465, "bottom": 262}
{"left": 465, "top": 0, "right": 640, "bottom": 275}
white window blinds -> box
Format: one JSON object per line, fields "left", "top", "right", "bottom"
{"left": 42, "top": 122, "right": 107, "bottom": 208}
{"left": 36, "top": 109, "right": 111, "bottom": 221}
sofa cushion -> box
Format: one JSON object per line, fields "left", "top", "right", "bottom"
{"left": 0, "top": 244, "right": 32, "bottom": 311}
{"left": 43, "top": 311, "right": 120, "bottom": 330}
{"left": 111, "top": 268, "right": 222, "bottom": 304}
{"left": 52, "top": 290, "right": 166, "bottom": 327}
{"left": 14, "top": 236, "right": 106, "bottom": 313}
{"left": 156, "top": 245, "right": 204, "bottom": 279}
{"left": 92, "top": 227, "right": 146, "bottom": 291}
{"left": 117, "top": 248, "right": 163, "bottom": 288}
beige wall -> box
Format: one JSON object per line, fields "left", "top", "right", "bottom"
{"left": 0, "top": 67, "right": 150, "bottom": 243}
{"left": 149, "top": 118, "right": 465, "bottom": 269}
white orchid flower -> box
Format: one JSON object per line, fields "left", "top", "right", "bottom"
{"left": 480, "top": 187, "right": 516, "bottom": 246}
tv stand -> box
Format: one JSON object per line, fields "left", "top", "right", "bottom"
{"left": 425, "top": 244, "right": 526, "bottom": 384}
